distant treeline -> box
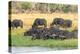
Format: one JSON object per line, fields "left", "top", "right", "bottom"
{"left": 9, "top": 1, "right": 78, "bottom": 14}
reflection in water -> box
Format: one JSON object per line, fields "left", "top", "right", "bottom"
{"left": 12, "top": 47, "right": 77, "bottom": 54}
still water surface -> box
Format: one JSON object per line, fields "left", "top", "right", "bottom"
{"left": 12, "top": 47, "right": 76, "bottom": 54}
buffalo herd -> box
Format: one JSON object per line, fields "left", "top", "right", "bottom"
{"left": 9, "top": 18, "right": 77, "bottom": 40}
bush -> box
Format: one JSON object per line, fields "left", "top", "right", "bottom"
{"left": 21, "top": 2, "right": 32, "bottom": 10}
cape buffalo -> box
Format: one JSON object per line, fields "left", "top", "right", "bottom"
{"left": 11, "top": 19, "right": 23, "bottom": 29}
{"left": 48, "top": 27, "right": 70, "bottom": 39}
{"left": 63, "top": 20, "right": 72, "bottom": 28}
{"left": 31, "top": 28, "right": 44, "bottom": 40}
{"left": 32, "top": 18, "right": 47, "bottom": 28}
{"left": 50, "top": 18, "right": 64, "bottom": 27}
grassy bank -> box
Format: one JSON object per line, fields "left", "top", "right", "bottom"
{"left": 11, "top": 35, "right": 78, "bottom": 48}
{"left": 11, "top": 29, "right": 78, "bottom": 48}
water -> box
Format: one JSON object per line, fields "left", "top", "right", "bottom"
{"left": 11, "top": 47, "right": 76, "bottom": 54}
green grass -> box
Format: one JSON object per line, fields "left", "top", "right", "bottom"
{"left": 11, "top": 29, "right": 78, "bottom": 48}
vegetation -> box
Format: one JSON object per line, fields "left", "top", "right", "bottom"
{"left": 21, "top": 2, "right": 32, "bottom": 10}
{"left": 9, "top": 1, "right": 77, "bottom": 13}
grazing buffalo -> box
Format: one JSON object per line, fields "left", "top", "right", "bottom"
{"left": 50, "top": 18, "right": 64, "bottom": 27}
{"left": 11, "top": 19, "right": 23, "bottom": 29}
{"left": 63, "top": 20, "right": 72, "bottom": 28}
{"left": 49, "top": 27, "right": 60, "bottom": 35}
{"left": 32, "top": 18, "right": 47, "bottom": 28}
{"left": 49, "top": 27, "right": 61, "bottom": 39}
{"left": 31, "top": 28, "right": 44, "bottom": 40}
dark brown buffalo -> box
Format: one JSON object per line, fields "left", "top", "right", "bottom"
{"left": 63, "top": 20, "right": 72, "bottom": 28}
{"left": 32, "top": 18, "right": 47, "bottom": 28}
{"left": 11, "top": 19, "right": 23, "bottom": 29}
{"left": 50, "top": 18, "right": 64, "bottom": 27}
